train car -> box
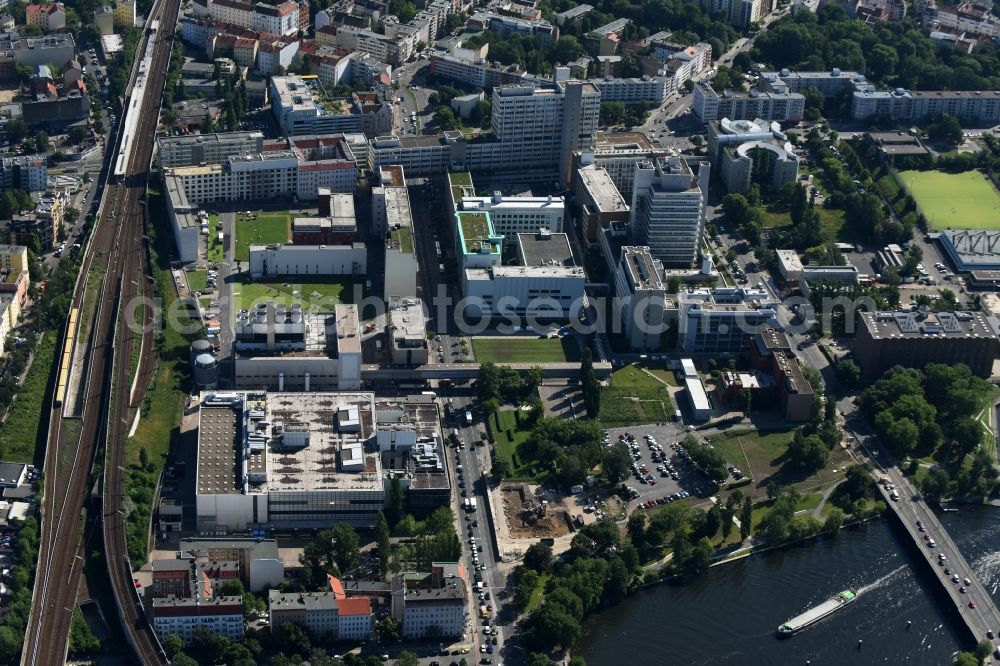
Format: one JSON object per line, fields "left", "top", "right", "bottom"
{"left": 54, "top": 307, "right": 79, "bottom": 408}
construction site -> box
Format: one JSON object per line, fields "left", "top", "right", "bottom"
{"left": 500, "top": 483, "right": 576, "bottom": 539}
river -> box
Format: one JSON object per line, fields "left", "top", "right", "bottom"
{"left": 577, "top": 508, "right": 1000, "bottom": 665}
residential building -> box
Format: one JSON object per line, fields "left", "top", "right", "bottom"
{"left": 463, "top": 230, "right": 586, "bottom": 321}
{"left": 707, "top": 117, "right": 800, "bottom": 194}
{"left": 391, "top": 568, "right": 468, "bottom": 640}
{"left": 256, "top": 38, "right": 299, "bottom": 76}
{"left": 25, "top": 3, "right": 65, "bottom": 31}
{"left": 851, "top": 86, "right": 1000, "bottom": 123}
{"left": 573, "top": 161, "right": 629, "bottom": 242}
{"left": 194, "top": 391, "right": 381, "bottom": 532}
{"left": 854, "top": 310, "right": 1000, "bottom": 380}
{"left": 631, "top": 156, "right": 709, "bottom": 267}
{"left": 178, "top": 537, "right": 284, "bottom": 592}
{"left": 429, "top": 48, "right": 525, "bottom": 90}
{"left": 692, "top": 81, "right": 805, "bottom": 123}
{"left": 268, "top": 590, "right": 373, "bottom": 641}
{"left": 0, "top": 155, "right": 47, "bottom": 192}
{"left": 114, "top": 0, "right": 135, "bottom": 28}
{"left": 592, "top": 75, "right": 670, "bottom": 105}
{"left": 1, "top": 34, "right": 75, "bottom": 69}
{"left": 758, "top": 68, "right": 865, "bottom": 98}
{"left": 678, "top": 286, "right": 779, "bottom": 353}
{"left": 0, "top": 244, "right": 28, "bottom": 355}
{"left": 252, "top": 0, "right": 299, "bottom": 35}
{"left": 158, "top": 131, "right": 264, "bottom": 168}
{"left": 94, "top": 5, "right": 115, "bottom": 34}
{"left": 152, "top": 596, "right": 244, "bottom": 645}
{"left": 388, "top": 298, "right": 428, "bottom": 365}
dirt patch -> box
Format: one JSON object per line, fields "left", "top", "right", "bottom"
{"left": 501, "top": 483, "right": 573, "bottom": 539}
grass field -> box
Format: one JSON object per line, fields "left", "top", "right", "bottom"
{"left": 472, "top": 337, "right": 578, "bottom": 364}
{"left": 186, "top": 270, "right": 207, "bottom": 294}
{"left": 760, "top": 205, "right": 846, "bottom": 240}
{"left": 600, "top": 364, "right": 673, "bottom": 427}
{"left": 489, "top": 409, "right": 546, "bottom": 481}
{"left": 708, "top": 429, "right": 794, "bottom": 482}
{"left": 899, "top": 170, "right": 1000, "bottom": 230}
{"left": 206, "top": 213, "right": 223, "bottom": 264}
{"left": 0, "top": 332, "right": 57, "bottom": 463}
{"left": 233, "top": 276, "right": 358, "bottom": 311}
{"left": 235, "top": 212, "right": 292, "bottom": 261}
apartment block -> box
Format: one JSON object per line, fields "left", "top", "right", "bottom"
{"left": 631, "top": 157, "right": 709, "bottom": 268}
{"left": 152, "top": 596, "right": 244, "bottom": 645}
{"left": 693, "top": 81, "right": 805, "bottom": 123}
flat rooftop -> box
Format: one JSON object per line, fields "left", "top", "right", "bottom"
{"left": 449, "top": 171, "right": 474, "bottom": 205}
{"left": 196, "top": 391, "right": 382, "bottom": 495}
{"left": 517, "top": 231, "right": 575, "bottom": 267}
{"left": 861, "top": 310, "right": 1000, "bottom": 340}
{"left": 389, "top": 298, "right": 427, "bottom": 343}
{"left": 335, "top": 304, "right": 361, "bottom": 355}
{"left": 379, "top": 165, "right": 405, "bottom": 187}
{"left": 622, "top": 246, "right": 664, "bottom": 291}
{"left": 576, "top": 164, "right": 628, "bottom": 213}
{"left": 595, "top": 131, "right": 654, "bottom": 151}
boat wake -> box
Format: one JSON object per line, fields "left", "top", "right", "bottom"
{"left": 856, "top": 565, "right": 907, "bottom": 596}
{"left": 972, "top": 550, "right": 1000, "bottom": 594}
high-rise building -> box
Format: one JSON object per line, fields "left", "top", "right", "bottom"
{"left": 614, "top": 246, "right": 673, "bottom": 350}
{"left": 631, "top": 157, "right": 709, "bottom": 267}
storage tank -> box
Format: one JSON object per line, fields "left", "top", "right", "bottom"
{"left": 190, "top": 339, "right": 212, "bottom": 366}
{"left": 193, "top": 353, "right": 219, "bottom": 389}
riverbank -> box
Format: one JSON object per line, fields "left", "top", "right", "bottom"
{"left": 575, "top": 510, "right": 1000, "bottom": 665}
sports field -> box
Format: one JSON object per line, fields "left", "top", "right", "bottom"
{"left": 472, "top": 337, "right": 579, "bottom": 364}
{"left": 899, "top": 170, "right": 1000, "bottom": 230}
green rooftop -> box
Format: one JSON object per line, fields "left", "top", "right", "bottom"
{"left": 391, "top": 226, "right": 413, "bottom": 253}
{"left": 450, "top": 171, "right": 474, "bottom": 206}
{"left": 457, "top": 211, "right": 503, "bottom": 256}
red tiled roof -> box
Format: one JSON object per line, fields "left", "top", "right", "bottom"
{"left": 338, "top": 597, "right": 371, "bottom": 616}
{"left": 328, "top": 574, "right": 346, "bottom": 599}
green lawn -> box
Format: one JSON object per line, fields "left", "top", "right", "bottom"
{"left": 489, "top": 409, "right": 546, "bottom": 481}
{"left": 472, "top": 337, "right": 578, "bottom": 364}
{"left": 759, "top": 205, "right": 846, "bottom": 241}
{"left": 187, "top": 270, "right": 207, "bottom": 294}
{"left": 599, "top": 364, "right": 673, "bottom": 427}
{"left": 233, "top": 276, "right": 358, "bottom": 311}
{"left": 708, "top": 429, "right": 794, "bottom": 482}
{"left": 0, "top": 332, "right": 57, "bottom": 463}
{"left": 646, "top": 367, "right": 680, "bottom": 386}
{"left": 899, "top": 170, "right": 1000, "bottom": 230}
{"left": 235, "top": 212, "right": 292, "bottom": 261}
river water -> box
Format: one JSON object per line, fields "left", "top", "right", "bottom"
{"left": 577, "top": 508, "right": 1000, "bottom": 665}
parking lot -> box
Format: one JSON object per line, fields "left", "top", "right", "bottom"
{"left": 604, "top": 424, "right": 720, "bottom": 510}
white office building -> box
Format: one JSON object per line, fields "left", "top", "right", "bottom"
{"left": 456, "top": 193, "right": 565, "bottom": 239}
{"left": 248, "top": 244, "right": 367, "bottom": 278}
{"left": 678, "top": 287, "right": 779, "bottom": 353}
{"left": 631, "top": 157, "right": 710, "bottom": 267}
{"left": 375, "top": 165, "right": 419, "bottom": 302}
{"left": 194, "top": 390, "right": 383, "bottom": 533}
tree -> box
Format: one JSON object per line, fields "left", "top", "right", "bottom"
{"left": 786, "top": 433, "right": 829, "bottom": 473}
{"left": 739, "top": 497, "right": 752, "bottom": 541}
{"left": 953, "top": 653, "right": 979, "bottom": 666}
{"left": 580, "top": 349, "right": 600, "bottom": 418}
{"left": 271, "top": 621, "right": 312, "bottom": 658}
{"left": 823, "top": 507, "right": 845, "bottom": 535}
{"left": 834, "top": 359, "right": 861, "bottom": 388}
{"left": 523, "top": 602, "right": 582, "bottom": 652}
{"left": 34, "top": 131, "right": 49, "bottom": 152}
{"left": 927, "top": 113, "right": 963, "bottom": 148}
{"left": 975, "top": 640, "right": 993, "bottom": 663}
{"left": 627, "top": 511, "right": 646, "bottom": 546}
{"left": 603, "top": 444, "right": 631, "bottom": 483}
{"left": 397, "top": 651, "right": 420, "bottom": 666}
{"left": 219, "top": 579, "right": 245, "bottom": 597}
{"left": 330, "top": 523, "right": 360, "bottom": 573}
{"left": 387, "top": 476, "right": 405, "bottom": 526}
{"left": 375, "top": 511, "right": 390, "bottom": 578}
{"left": 523, "top": 542, "right": 553, "bottom": 572}
{"left": 377, "top": 616, "right": 402, "bottom": 643}
{"left": 163, "top": 634, "right": 184, "bottom": 658}
{"left": 6, "top": 118, "right": 27, "bottom": 144}
{"left": 434, "top": 106, "right": 459, "bottom": 130}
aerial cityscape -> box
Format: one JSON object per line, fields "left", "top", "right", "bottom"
{"left": 0, "top": 0, "right": 996, "bottom": 663}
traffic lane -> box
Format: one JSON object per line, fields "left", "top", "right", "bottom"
{"left": 883, "top": 475, "right": 1000, "bottom": 634}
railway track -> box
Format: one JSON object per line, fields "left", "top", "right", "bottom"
{"left": 22, "top": 0, "right": 179, "bottom": 662}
